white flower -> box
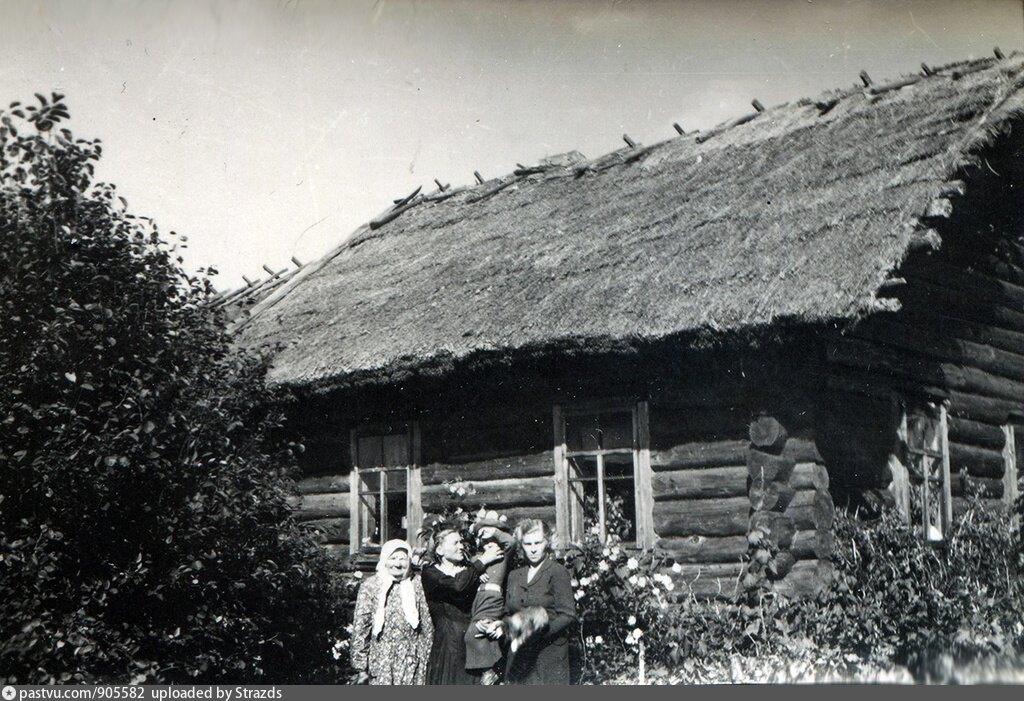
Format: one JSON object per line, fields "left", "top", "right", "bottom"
{"left": 627, "top": 575, "right": 638, "bottom": 585}
{"left": 456, "top": 487, "right": 467, "bottom": 497}
{"left": 574, "top": 589, "right": 585, "bottom": 600}
{"left": 632, "top": 628, "right": 643, "bottom": 639}
{"left": 625, "top": 631, "right": 636, "bottom": 646}
{"left": 671, "top": 562, "right": 682, "bottom": 573}
{"left": 589, "top": 524, "right": 601, "bottom": 535}
{"left": 602, "top": 548, "right": 610, "bottom": 557}
{"left": 627, "top": 615, "right": 637, "bottom": 626}
{"left": 598, "top": 561, "right": 609, "bottom": 572}
{"left": 636, "top": 575, "right": 648, "bottom": 587}
{"left": 570, "top": 578, "right": 580, "bottom": 588}
{"left": 353, "top": 571, "right": 363, "bottom": 579}
{"left": 626, "top": 557, "right": 639, "bottom": 570}
{"left": 593, "top": 635, "right": 604, "bottom": 645}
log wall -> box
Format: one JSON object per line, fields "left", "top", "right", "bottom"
{"left": 822, "top": 142, "right": 1024, "bottom": 517}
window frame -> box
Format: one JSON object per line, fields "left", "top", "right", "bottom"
{"left": 553, "top": 400, "right": 654, "bottom": 550}
{"left": 348, "top": 422, "right": 422, "bottom": 554}
{"left": 893, "top": 401, "right": 951, "bottom": 542}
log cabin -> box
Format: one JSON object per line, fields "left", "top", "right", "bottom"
{"left": 229, "top": 53, "right": 1024, "bottom": 599}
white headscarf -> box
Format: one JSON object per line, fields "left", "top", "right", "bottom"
{"left": 372, "top": 539, "right": 419, "bottom": 637}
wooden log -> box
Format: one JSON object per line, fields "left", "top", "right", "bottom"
{"left": 950, "top": 474, "right": 1004, "bottom": 499}
{"left": 747, "top": 450, "right": 795, "bottom": 483}
{"left": 299, "top": 517, "right": 350, "bottom": 545}
{"left": 892, "top": 277, "right": 1024, "bottom": 337}
{"left": 948, "top": 416, "right": 1006, "bottom": 451}
{"left": 655, "top": 535, "right": 749, "bottom": 564}
{"left": 772, "top": 560, "right": 834, "bottom": 599}
{"left": 784, "top": 490, "right": 834, "bottom": 530}
{"left": 288, "top": 492, "right": 351, "bottom": 520}
{"left": 650, "top": 440, "right": 749, "bottom": 471}
{"left": 947, "top": 390, "right": 1022, "bottom": 426}
{"left": 749, "top": 481, "right": 796, "bottom": 512}
{"left": 652, "top": 466, "right": 748, "bottom": 501}
{"left": 790, "top": 529, "right": 834, "bottom": 560}
{"left": 653, "top": 497, "right": 750, "bottom": 537}
{"left": 500, "top": 505, "right": 557, "bottom": 526}
{"left": 669, "top": 562, "right": 745, "bottom": 600}
{"left": 323, "top": 544, "right": 352, "bottom": 559}
{"left": 421, "top": 476, "right": 555, "bottom": 510}
{"left": 832, "top": 334, "right": 1024, "bottom": 401}
{"left": 903, "top": 259, "right": 1024, "bottom": 311}
{"left": 296, "top": 474, "right": 351, "bottom": 495}
{"left": 891, "top": 307, "right": 1024, "bottom": 361}
{"left": 768, "top": 551, "right": 797, "bottom": 579}
{"left": 791, "top": 463, "right": 829, "bottom": 491}
{"left": 748, "top": 511, "right": 796, "bottom": 549}
{"left": 855, "top": 317, "right": 1024, "bottom": 383}
{"left": 420, "top": 452, "right": 553, "bottom": 485}
{"left": 949, "top": 442, "right": 1005, "bottom": 479}
{"left": 749, "top": 416, "right": 788, "bottom": 451}
{"left": 781, "top": 438, "right": 824, "bottom": 463}
{"left": 952, "top": 497, "right": 1007, "bottom": 518}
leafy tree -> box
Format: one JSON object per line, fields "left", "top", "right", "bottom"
{"left": 0, "top": 94, "right": 346, "bottom": 683}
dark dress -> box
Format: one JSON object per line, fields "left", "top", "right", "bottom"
{"left": 504, "top": 557, "right": 578, "bottom": 685}
{"left": 421, "top": 559, "right": 485, "bottom": 685}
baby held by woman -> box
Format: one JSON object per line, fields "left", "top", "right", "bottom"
{"left": 464, "top": 509, "right": 515, "bottom": 684}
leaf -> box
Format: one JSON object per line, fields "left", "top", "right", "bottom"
{"left": 64, "top": 372, "right": 76, "bottom": 383}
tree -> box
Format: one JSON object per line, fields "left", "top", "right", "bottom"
{"left": 0, "top": 94, "right": 347, "bottom": 684}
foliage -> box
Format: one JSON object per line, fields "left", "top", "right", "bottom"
{"left": 0, "top": 94, "right": 347, "bottom": 683}
{"left": 565, "top": 494, "right": 1023, "bottom": 684}
{"left": 563, "top": 495, "right": 675, "bottom": 683}
{"left": 803, "top": 501, "right": 1024, "bottom": 679}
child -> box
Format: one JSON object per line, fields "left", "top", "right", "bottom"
{"left": 464, "top": 509, "right": 516, "bottom": 684}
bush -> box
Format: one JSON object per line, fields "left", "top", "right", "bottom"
{"left": 804, "top": 501, "right": 1024, "bottom": 679}
{"left": 0, "top": 94, "right": 346, "bottom": 683}
{"left": 564, "top": 495, "right": 1023, "bottom": 683}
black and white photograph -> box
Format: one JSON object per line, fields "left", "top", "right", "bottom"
{"left": 3, "top": 0, "right": 1024, "bottom": 687}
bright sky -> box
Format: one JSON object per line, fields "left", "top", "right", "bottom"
{"left": 2, "top": 0, "right": 1022, "bottom": 289}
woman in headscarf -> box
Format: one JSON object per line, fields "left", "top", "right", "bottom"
{"left": 349, "top": 539, "right": 433, "bottom": 685}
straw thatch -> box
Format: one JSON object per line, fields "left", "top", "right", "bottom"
{"left": 237, "top": 55, "right": 1024, "bottom": 390}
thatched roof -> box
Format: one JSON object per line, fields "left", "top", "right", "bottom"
{"left": 237, "top": 54, "right": 1024, "bottom": 390}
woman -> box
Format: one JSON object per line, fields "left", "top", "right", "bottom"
{"left": 421, "top": 526, "right": 504, "bottom": 684}
{"left": 349, "top": 539, "right": 433, "bottom": 685}
{"left": 488, "top": 519, "right": 578, "bottom": 685}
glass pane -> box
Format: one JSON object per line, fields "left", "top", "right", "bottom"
{"left": 599, "top": 411, "right": 634, "bottom": 450}
{"left": 604, "top": 459, "right": 637, "bottom": 542}
{"left": 357, "top": 435, "right": 383, "bottom": 468}
{"left": 568, "top": 455, "right": 598, "bottom": 481}
{"left": 382, "top": 467, "right": 407, "bottom": 492}
{"left": 382, "top": 432, "right": 410, "bottom": 467}
{"left": 358, "top": 468, "right": 408, "bottom": 544}
{"left": 566, "top": 414, "right": 600, "bottom": 452}
{"left": 908, "top": 411, "right": 940, "bottom": 453}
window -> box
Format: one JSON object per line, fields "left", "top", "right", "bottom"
{"left": 553, "top": 401, "right": 654, "bottom": 548}
{"left": 349, "top": 424, "right": 422, "bottom": 553}
{"left": 896, "top": 402, "right": 951, "bottom": 542}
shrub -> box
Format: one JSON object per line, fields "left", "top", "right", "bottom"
{"left": 0, "top": 94, "right": 346, "bottom": 683}
{"left": 564, "top": 493, "right": 1023, "bottom": 683}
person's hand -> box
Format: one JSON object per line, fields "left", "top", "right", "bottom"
{"left": 479, "top": 572, "right": 490, "bottom": 584}
{"left": 354, "top": 671, "right": 371, "bottom": 685}
{"left": 479, "top": 542, "right": 503, "bottom": 566}
{"left": 475, "top": 619, "right": 495, "bottom": 636}
{"left": 479, "top": 526, "right": 496, "bottom": 539}
{"left": 485, "top": 621, "right": 504, "bottom": 640}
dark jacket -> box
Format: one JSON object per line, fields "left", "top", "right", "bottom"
{"left": 504, "top": 557, "right": 578, "bottom": 685}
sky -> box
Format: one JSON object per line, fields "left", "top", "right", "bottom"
{"left": 1, "top": 0, "right": 1023, "bottom": 290}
